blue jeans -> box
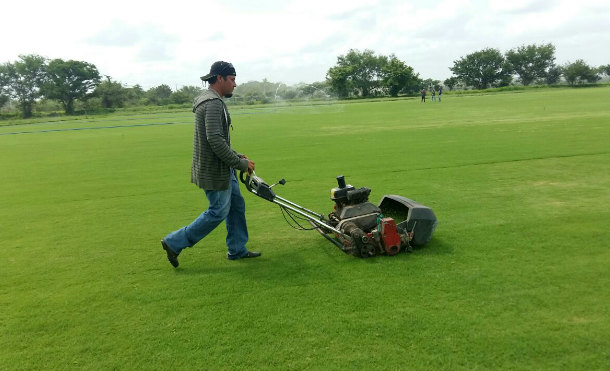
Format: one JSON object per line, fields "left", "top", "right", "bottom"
{"left": 164, "top": 171, "right": 249, "bottom": 260}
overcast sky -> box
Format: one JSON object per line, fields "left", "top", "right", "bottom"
{"left": 2, "top": 0, "right": 608, "bottom": 89}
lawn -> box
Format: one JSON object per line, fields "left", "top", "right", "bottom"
{"left": 1, "top": 87, "right": 609, "bottom": 370}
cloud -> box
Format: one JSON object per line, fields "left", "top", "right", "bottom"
{"left": 87, "top": 20, "right": 141, "bottom": 47}
{"left": 87, "top": 20, "right": 178, "bottom": 61}
{"left": 1, "top": 0, "right": 608, "bottom": 89}
{"left": 489, "top": 0, "right": 555, "bottom": 14}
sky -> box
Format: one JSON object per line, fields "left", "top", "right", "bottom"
{"left": 1, "top": 0, "right": 609, "bottom": 90}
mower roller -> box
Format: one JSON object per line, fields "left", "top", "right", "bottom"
{"left": 240, "top": 171, "right": 437, "bottom": 258}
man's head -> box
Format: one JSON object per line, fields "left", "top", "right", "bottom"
{"left": 201, "top": 61, "right": 237, "bottom": 98}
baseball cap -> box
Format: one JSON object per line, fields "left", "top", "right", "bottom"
{"left": 200, "top": 61, "right": 236, "bottom": 82}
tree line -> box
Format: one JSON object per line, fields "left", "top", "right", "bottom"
{"left": 0, "top": 55, "right": 209, "bottom": 118}
{"left": 326, "top": 44, "right": 609, "bottom": 98}
{"left": 0, "top": 55, "right": 336, "bottom": 118}
{"left": 445, "top": 44, "right": 608, "bottom": 90}
{"left": 2, "top": 44, "right": 609, "bottom": 118}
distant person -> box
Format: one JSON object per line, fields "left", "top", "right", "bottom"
{"left": 431, "top": 88, "right": 436, "bottom": 102}
{"left": 438, "top": 87, "right": 443, "bottom": 102}
{"left": 421, "top": 88, "right": 426, "bottom": 102}
{"left": 161, "top": 61, "right": 260, "bottom": 268}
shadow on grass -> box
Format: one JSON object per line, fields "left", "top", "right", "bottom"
{"left": 170, "top": 236, "right": 454, "bottom": 284}
{"left": 412, "top": 237, "right": 453, "bottom": 256}
{"left": 172, "top": 246, "right": 327, "bottom": 280}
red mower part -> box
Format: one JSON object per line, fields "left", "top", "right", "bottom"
{"left": 380, "top": 217, "right": 401, "bottom": 255}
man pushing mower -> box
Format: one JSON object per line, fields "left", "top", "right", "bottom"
{"left": 161, "top": 61, "right": 260, "bottom": 268}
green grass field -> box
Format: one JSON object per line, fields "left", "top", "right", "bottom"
{"left": 1, "top": 87, "right": 609, "bottom": 370}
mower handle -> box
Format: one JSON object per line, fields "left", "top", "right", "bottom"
{"left": 238, "top": 170, "right": 346, "bottom": 237}
{"left": 239, "top": 170, "right": 253, "bottom": 191}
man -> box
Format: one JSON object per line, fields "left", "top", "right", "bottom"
{"left": 161, "top": 61, "right": 260, "bottom": 267}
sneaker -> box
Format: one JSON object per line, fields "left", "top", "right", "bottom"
{"left": 161, "top": 239, "right": 179, "bottom": 268}
{"left": 227, "top": 251, "right": 262, "bottom": 260}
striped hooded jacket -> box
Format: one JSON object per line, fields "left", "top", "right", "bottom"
{"left": 190, "top": 88, "right": 249, "bottom": 190}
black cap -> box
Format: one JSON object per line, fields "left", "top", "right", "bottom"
{"left": 200, "top": 61, "right": 236, "bottom": 82}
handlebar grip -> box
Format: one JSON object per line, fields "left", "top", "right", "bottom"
{"left": 239, "top": 170, "right": 253, "bottom": 192}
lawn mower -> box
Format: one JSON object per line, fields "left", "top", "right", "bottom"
{"left": 240, "top": 171, "right": 437, "bottom": 258}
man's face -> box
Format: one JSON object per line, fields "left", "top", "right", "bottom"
{"left": 219, "top": 75, "right": 237, "bottom": 97}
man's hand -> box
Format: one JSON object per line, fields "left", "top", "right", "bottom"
{"left": 240, "top": 154, "right": 255, "bottom": 175}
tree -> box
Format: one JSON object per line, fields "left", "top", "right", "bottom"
{"left": 5, "top": 54, "right": 47, "bottom": 118}
{"left": 422, "top": 78, "right": 441, "bottom": 91}
{"left": 546, "top": 65, "right": 562, "bottom": 85}
{"left": 94, "top": 77, "right": 127, "bottom": 108}
{"left": 450, "top": 48, "right": 511, "bottom": 89}
{"left": 42, "top": 59, "right": 100, "bottom": 114}
{"left": 505, "top": 43, "right": 556, "bottom": 85}
{"left": 294, "top": 81, "right": 328, "bottom": 99}
{"left": 326, "top": 65, "right": 352, "bottom": 98}
{"left": 125, "top": 84, "right": 146, "bottom": 106}
{"left": 562, "top": 60, "right": 600, "bottom": 85}
{"left": 259, "top": 78, "right": 276, "bottom": 100}
{"left": 0, "top": 63, "right": 10, "bottom": 108}
{"left": 171, "top": 85, "right": 202, "bottom": 104}
{"left": 381, "top": 55, "right": 419, "bottom": 96}
{"left": 232, "top": 80, "right": 278, "bottom": 103}
{"left": 281, "top": 87, "right": 298, "bottom": 100}
{"left": 146, "top": 84, "right": 172, "bottom": 105}
{"left": 597, "top": 64, "right": 610, "bottom": 77}
{"left": 327, "top": 49, "right": 387, "bottom": 98}
{"left": 443, "top": 76, "right": 459, "bottom": 91}
{"left": 232, "top": 80, "right": 261, "bottom": 102}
